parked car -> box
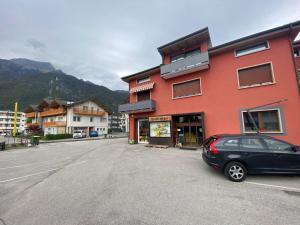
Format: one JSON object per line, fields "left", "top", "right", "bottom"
{"left": 202, "top": 134, "right": 300, "bottom": 182}
{"left": 73, "top": 130, "right": 87, "bottom": 139}
{"left": 89, "top": 131, "right": 98, "bottom": 137}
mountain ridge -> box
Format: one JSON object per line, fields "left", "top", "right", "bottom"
{"left": 0, "top": 58, "right": 128, "bottom": 112}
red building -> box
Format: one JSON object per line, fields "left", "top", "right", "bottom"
{"left": 119, "top": 21, "right": 300, "bottom": 147}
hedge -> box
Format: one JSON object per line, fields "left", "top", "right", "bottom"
{"left": 43, "top": 134, "right": 73, "bottom": 140}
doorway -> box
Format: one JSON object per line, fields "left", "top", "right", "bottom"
{"left": 173, "top": 113, "right": 204, "bottom": 147}
{"left": 138, "top": 119, "right": 149, "bottom": 143}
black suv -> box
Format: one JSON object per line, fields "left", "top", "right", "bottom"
{"left": 202, "top": 134, "right": 300, "bottom": 182}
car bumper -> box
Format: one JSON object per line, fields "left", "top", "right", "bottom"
{"left": 202, "top": 153, "right": 220, "bottom": 169}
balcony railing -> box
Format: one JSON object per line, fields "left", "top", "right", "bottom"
{"left": 160, "top": 52, "right": 209, "bottom": 79}
{"left": 26, "top": 112, "right": 36, "bottom": 118}
{"left": 118, "top": 100, "right": 156, "bottom": 114}
{"left": 73, "top": 108, "right": 106, "bottom": 116}
{"left": 40, "top": 108, "right": 66, "bottom": 117}
{"left": 43, "top": 121, "right": 66, "bottom": 128}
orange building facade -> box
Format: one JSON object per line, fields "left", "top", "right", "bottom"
{"left": 119, "top": 22, "right": 300, "bottom": 147}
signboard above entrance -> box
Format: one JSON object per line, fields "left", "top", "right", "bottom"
{"left": 149, "top": 116, "right": 172, "bottom": 122}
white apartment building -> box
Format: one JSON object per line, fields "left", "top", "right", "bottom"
{"left": 108, "top": 113, "right": 129, "bottom": 132}
{"left": 0, "top": 110, "right": 26, "bottom": 135}
{"left": 66, "top": 100, "right": 109, "bottom": 135}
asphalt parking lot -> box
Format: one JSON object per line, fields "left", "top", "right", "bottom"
{"left": 0, "top": 138, "right": 299, "bottom": 225}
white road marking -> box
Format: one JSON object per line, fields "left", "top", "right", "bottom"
{"left": 246, "top": 181, "right": 300, "bottom": 192}
{"left": 0, "top": 157, "right": 71, "bottom": 170}
{"left": 0, "top": 168, "right": 60, "bottom": 183}
{"left": 67, "top": 160, "right": 88, "bottom": 167}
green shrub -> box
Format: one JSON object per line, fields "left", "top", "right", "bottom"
{"left": 43, "top": 134, "right": 73, "bottom": 140}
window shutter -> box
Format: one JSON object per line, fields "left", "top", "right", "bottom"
{"left": 238, "top": 64, "right": 273, "bottom": 87}
{"left": 173, "top": 79, "right": 201, "bottom": 98}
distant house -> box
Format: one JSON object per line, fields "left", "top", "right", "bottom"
{"left": 66, "top": 99, "right": 109, "bottom": 135}
{"left": 25, "top": 99, "right": 110, "bottom": 136}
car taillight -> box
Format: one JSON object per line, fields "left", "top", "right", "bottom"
{"left": 210, "top": 139, "right": 219, "bottom": 155}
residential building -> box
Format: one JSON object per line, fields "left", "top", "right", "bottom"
{"left": 0, "top": 110, "right": 26, "bottom": 135}
{"left": 108, "top": 113, "right": 129, "bottom": 132}
{"left": 119, "top": 21, "right": 300, "bottom": 147}
{"left": 294, "top": 40, "right": 300, "bottom": 83}
{"left": 66, "top": 99, "right": 109, "bottom": 135}
{"left": 25, "top": 99, "right": 109, "bottom": 136}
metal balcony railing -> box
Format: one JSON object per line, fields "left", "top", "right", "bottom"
{"left": 160, "top": 52, "right": 209, "bottom": 79}
{"left": 118, "top": 100, "right": 156, "bottom": 114}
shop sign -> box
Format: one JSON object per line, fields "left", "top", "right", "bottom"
{"left": 149, "top": 116, "right": 172, "bottom": 122}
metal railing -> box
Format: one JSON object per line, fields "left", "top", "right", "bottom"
{"left": 160, "top": 52, "right": 209, "bottom": 78}
{"left": 119, "top": 100, "right": 156, "bottom": 113}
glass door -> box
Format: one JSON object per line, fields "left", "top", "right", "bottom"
{"left": 138, "top": 119, "right": 149, "bottom": 143}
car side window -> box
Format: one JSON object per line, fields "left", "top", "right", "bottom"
{"left": 240, "top": 138, "right": 265, "bottom": 150}
{"left": 263, "top": 138, "right": 291, "bottom": 151}
{"left": 223, "top": 139, "right": 239, "bottom": 147}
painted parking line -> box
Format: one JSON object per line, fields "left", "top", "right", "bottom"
{"left": 0, "top": 168, "right": 60, "bottom": 183}
{"left": 246, "top": 181, "right": 300, "bottom": 192}
{"left": 0, "top": 157, "right": 71, "bottom": 170}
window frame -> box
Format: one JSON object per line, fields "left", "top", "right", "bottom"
{"left": 236, "top": 62, "right": 276, "bottom": 89}
{"left": 137, "top": 76, "right": 150, "bottom": 84}
{"left": 136, "top": 90, "right": 151, "bottom": 102}
{"left": 172, "top": 78, "right": 202, "bottom": 100}
{"left": 235, "top": 41, "right": 270, "bottom": 57}
{"left": 241, "top": 108, "right": 283, "bottom": 134}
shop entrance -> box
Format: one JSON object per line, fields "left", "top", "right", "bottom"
{"left": 137, "top": 119, "right": 149, "bottom": 143}
{"left": 173, "top": 113, "right": 204, "bottom": 147}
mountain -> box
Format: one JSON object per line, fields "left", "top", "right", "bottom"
{"left": 0, "top": 59, "right": 128, "bottom": 112}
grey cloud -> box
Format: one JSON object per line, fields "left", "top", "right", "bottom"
{"left": 0, "top": 0, "right": 299, "bottom": 90}
{"left": 26, "top": 38, "right": 46, "bottom": 50}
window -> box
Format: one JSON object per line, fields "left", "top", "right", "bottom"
{"left": 263, "top": 138, "right": 291, "bottom": 151}
{"left": 173, "top": 79, "right": 201, "bottom": 99}
{"left": 294, "top": 50, "right": 300, "bottom": 57}
{"left": 240, "top": 138, "right": 265, "bottom": 150}
{"left": 137, "top": 76, "right": 150, "bottom": 84}
{"left": 83, "top": 106, "right": 88, "bottom": 110}
{"left": 137, "top": 90, "right": 150, "bottom": 101}
{"left": 223, "top": 139, "right": 239, "bottom": 148}
{"left": 235, "top": 42, "right": 269, "bottom": 57}
{"left": 242, "top": 109, "right": 282, "bottom": 133}
{"left": 100, "top": 117, "right": 107, "bottom": 122}
{"left": 171, "top": 49, "right": 201, "bottom": 62}
{"left": 90, "top": 117, "right": 93, "bottom": 122}
{"left": 73, "top": 116, "right": 81, "bottom": 122}
{"left": 237, "top": 63, "right": 274, "bottom": 88}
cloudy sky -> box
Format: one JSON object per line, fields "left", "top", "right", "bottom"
{"left": 1, "top": 0, "right": 300, "bottom": 90}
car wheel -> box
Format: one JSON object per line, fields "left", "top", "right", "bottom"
{"left": 224, "top": 161, "right": 247, "bottom": 182}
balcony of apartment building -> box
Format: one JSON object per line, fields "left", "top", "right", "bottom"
{"left": 158, "top": 27, "right": 211, "bottom": 79}
{"left": 119, "top": 81, "right": 156, "bottom": 114}
{"left": 73, "top": 108, "right": 106, "bottom": 116}
{"left": 43, "top": 121, "right": 66, "bottom": 128}
{"left": 26, "top": 112, "right": 37, "bottom": 118}
{"left": 160, "top": 50, "right": 209, "bottom": 79}
{"left": 40, "top": 108, "right": 66, "bottom": 117}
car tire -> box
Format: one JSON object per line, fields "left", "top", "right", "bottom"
{"left": 224, "top": 161, "right": 247, "bottom": 182}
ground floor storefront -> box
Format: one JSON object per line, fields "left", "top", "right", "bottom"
{"left": 44, "top": 126, "right": 66, "bottom": 135}
{"left": 66, "top": 126, "right": 108, "bottom": 135}
{"left": 131, "top": 113, "right": 205, "bottom": 148}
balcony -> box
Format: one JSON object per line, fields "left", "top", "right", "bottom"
{"left": 40, "top": 108, "right": 66, "bottom": 117}
{"left": 119, "top": 100, "right": 156, "bottom": 114}
{"left": 26, "top": 112, "right": 36, "bottom": 118}
{"left": 160, "top": 52, "right": 209, "bottom": 79}
{"left": 43, "top": 121, "right": 66, "bottom": 128}
{"left": 73, "top": 108, "right": 106, "bottom": 116}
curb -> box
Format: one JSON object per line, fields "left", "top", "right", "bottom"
{"left": 39, "top": 136, "right": 128, "bottom": 144}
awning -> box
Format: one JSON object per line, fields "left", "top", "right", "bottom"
{"left": 130, "top": 82, "right": 155, "bottom": 93}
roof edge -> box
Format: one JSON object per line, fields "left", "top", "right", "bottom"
{"left": 121, "top": 65, "right": 160, "bottom": 82}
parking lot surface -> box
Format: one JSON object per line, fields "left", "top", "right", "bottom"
{"left": 0, "top": 138, "right": 299, "bottom": 225}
